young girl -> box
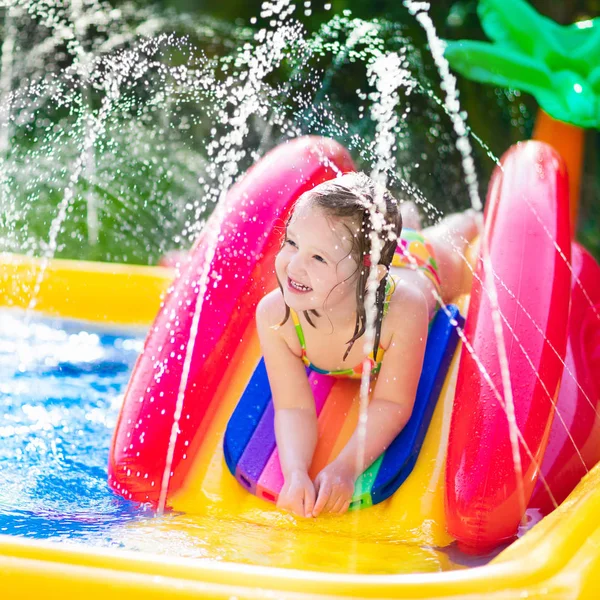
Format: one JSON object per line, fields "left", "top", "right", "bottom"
{"left": 256, "top": 172, "right": 480, "bottom": 518}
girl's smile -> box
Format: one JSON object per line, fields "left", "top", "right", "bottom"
{"left": 287, "top": 277, "right": 312, "bottom": 293}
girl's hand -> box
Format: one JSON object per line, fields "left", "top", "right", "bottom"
{"left": 277, "top": 470, "right": 316, "bottom": 518}
{"left": 313, "top": 461, "right": 355, "bottom": 517}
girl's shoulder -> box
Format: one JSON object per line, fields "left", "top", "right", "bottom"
{"left": 256, "top": 288, "right": 287, "bottom": 330}
{"left": 255, "top": 289, "right": 302, "bottom": 357}
{"left": 384, "top": 275, "right": 429, "bottom": 330}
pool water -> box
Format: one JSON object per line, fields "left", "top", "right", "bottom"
{"left": 0, "top": 309, "right": 511, "bottom": 573}
{"left": 0, "top": 310, "right": 154, "bottom": 543}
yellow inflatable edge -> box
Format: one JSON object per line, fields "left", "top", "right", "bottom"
{"left": 2, "top": 254, "right": 600, "bottom": 598}
{"left": 0, "top": 252, "right": 174, "bottom": 326}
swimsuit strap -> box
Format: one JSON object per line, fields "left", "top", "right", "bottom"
{"left": 288, "top": 276, "right": 396, "bottom": 377}
{"left": 289, "top": 308, "right": 310, "bottom": 367}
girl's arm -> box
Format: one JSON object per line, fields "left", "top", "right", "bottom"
{"left": 256, "top": 291, "right": 318, "bottom": 517}
{"left": 313, "top": 284, "right": 429, "bottom": 516}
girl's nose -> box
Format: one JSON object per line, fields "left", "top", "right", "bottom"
{"left": 287, "top": 252, "right": 307, "bottom": 276}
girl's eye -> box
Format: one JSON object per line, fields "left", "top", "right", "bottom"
{"left": 285, "top": 238, "right": 297, "bottom": 248}
{"left": 313, "top": 255, "right": 327, "bottom": 264}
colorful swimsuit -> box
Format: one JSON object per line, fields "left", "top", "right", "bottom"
{"left": 391, "top": 228, "right": 442, "bottom": 296}
{"left": 289, "top": 277, "right": 396, "bottom": 379}
{"left": 289, "top": 229, "right": 441, "bottom": 380}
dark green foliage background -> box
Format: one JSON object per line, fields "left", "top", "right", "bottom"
{"left": 3, "top": 0, "right": 598, "bottom": 262}
{"left": 149, "top": 0, "right": 599, "bottom": 257}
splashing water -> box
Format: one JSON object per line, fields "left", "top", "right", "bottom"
{"left": 352, "top": 50, "right": 416, "bottom": 549}
{"left": 1, "top": 1, "right": 473, "bottom": 265}
{"left": 157, "top": 0, "right": 305, "bottom": 514}
{"left": 404, "top": 0, "right": 530, "bottom": 516}
{"left": 1, "top": 0, "right": 594, "bottom": 566}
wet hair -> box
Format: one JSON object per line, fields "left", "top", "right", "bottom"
{"left": 277, "top": 172, "right": 403, "bottom": 362}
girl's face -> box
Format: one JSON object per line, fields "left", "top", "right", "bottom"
{"left": 275, "top": 197, "right": 360, "bottom": 314}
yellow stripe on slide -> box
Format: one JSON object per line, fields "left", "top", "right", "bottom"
{"left": 171, "top": 325, "right": 266, "bottom": 514}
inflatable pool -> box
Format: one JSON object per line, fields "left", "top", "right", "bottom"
{"left": 2, "top": 135, "right": 600, "bottom": 598}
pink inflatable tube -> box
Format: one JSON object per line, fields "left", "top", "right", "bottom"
{"left": 445, "top": 141, "right": 572, "bottom": 553}
{"left": 108, "top": 136, "right": 355, "bottom": 504}
{"left": 529, "top": 242, "right": 600, "bottom": 514}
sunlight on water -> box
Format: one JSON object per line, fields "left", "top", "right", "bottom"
{"left": 0, "top": 311, "right": 152, "bottom": 541}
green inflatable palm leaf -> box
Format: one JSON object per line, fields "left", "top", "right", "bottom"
{"left": 444, "top": 0, "right": 600, "bottom": 129}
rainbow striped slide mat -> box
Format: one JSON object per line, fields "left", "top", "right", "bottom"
{"left": 224, "top": 305, "right": 463, "bottom": 510}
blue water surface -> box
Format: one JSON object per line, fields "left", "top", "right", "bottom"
{"left": 0, "top": 309, "right": 154, "bottom": 543}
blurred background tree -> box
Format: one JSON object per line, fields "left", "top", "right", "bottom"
{"left": 115, "top": 0, "right": 600, "bottom": 255}
{"left": 2, "top": 0, "right": 598, "bottom": 262}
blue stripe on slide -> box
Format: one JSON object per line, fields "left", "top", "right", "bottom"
{"left": 371, "top": 305, "right": 463, "bottom": 504}
{"left": 223, "top": 358, "right": 272, "bottom": 475}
